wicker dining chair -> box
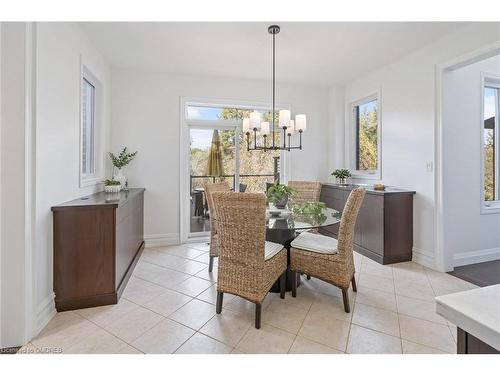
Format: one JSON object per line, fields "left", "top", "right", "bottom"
{"left": 288, "top": 181, "right": 322, "bottom": 206}
{"left": 290, "top": 187, "right": 366, "bottom": 313}
{"left": 212, "top": 192, "right": 287, "bottom": 329}
{"left": 204, "top": 181, "right": 231, "bottom": 272}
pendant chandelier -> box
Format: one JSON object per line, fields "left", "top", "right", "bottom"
{"left": 243, "top": 25, "right": 306, "bottom": 152}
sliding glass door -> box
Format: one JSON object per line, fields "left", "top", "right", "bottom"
{"left": 186, "top": 103, "right": 283, "bottom": 236}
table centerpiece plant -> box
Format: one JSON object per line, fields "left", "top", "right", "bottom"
{"left": 292, "top": 201, "right": 327, "bottom": 226}
{"left": 266, "top": 183, "right": 296, "bottom": 209}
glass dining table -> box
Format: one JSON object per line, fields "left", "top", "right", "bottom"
{"left": 265, "top": 206, "right": 341, "bottom": 292}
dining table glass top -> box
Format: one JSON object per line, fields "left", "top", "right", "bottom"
{"left": 266, "top": 205, "right": 341, "bottom": 231}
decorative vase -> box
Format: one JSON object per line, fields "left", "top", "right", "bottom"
{"left": 275, "top": 195, "right": 289, "bottom": 209}
{"left": 113, "top": 169, "right": 126, "bottom": 190}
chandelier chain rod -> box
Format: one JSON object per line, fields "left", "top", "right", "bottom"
{"left": 272, "top": 28, "right": 276, "bottom": 148}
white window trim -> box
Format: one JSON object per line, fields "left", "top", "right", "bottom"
{"left": 79, "top": 60, "right": 104, "bottom": 188}
{"left": 179, "top": 97, "right": 291, "bottom": 242}
{"left": 480, "top": 73, "right": 500, "bottom": 214}
{"left": 345, "top": 91, "right": 382, "bottom": 180}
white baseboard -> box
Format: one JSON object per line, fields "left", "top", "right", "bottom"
{"left": 35, "top": 292, "right": 56, "bottom": 338}
{"left": 412, "top": 247, "right": 436, "bottom": 269}
{"left": 453, "top": 246, "right": 500, "bottom": 267}
{"left": 144, "top": 233, "right": 180, "bottom": 248}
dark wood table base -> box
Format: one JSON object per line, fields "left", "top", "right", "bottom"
{"left": 266, "top": 228, "right": 302, "bottom": 293}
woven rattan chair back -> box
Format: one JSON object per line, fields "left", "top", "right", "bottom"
{"left": 212, "top": 192, "right": 266, "bottom": 266}
{"left": 288, "top": 181, "right": 322, "bottom": 206}
{"left": 337, "top": 187, "right": 366, "bottom": 261}
{"left": 204, "top": 181, "right": 231, "bottom": 220}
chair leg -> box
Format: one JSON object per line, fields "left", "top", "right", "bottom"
{"left": 255, "top": 303, "right": 262, "bottom": 329}
{"left": 351, "top": 275, "right": 357, "bottom": 292}
{"left": 216, "top": 292, "right": 223, "bottom": 314}
{"left": 279, "top": 272, "right": 286, "bottom": 299}
{"left": 291, "top": 271, "right": 297, "bottom": 298}
{"left": 208, "top": 256, "right": 215, "bottom": 272}
{"left": 342, "top": 289, "right": 350, "bottom": 313}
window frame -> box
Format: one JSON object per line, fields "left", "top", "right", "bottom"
{"left": 346, "top": 92, "right": 382, "bottom": 180}
{"left": 79, "top": 63, "right": 104, "bottom": 188}
{"left": 480, "top": 73, "right": 500, "bottom": 214}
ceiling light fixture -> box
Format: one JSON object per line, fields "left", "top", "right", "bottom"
{"left": 244, "top": 25, "right": 306, "bottom": 152}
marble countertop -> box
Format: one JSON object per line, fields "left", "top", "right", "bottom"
{"left": 435, "top": 284, "right": 500, "bottom": 351}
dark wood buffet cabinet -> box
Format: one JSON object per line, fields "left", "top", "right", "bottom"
{"left": 319, "top": 184, "right": 415, "bottom": 265}
{"left": 51, "top": 188, "right": 145, "bottom": 311}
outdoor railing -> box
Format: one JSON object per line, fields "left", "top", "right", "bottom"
{"left": 190, "top": 173, "right": 277, "bottom": 193}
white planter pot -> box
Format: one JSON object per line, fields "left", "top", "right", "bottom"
{"left": 113, "top": 169, "right": 127, "bottom": 189}
{"left": 104, "top": 185, "right": 121, "bottom": 193}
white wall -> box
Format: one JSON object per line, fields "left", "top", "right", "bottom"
{"left": 34, "top": 22, "right": 111, "bottom": 334}
{"left": 443, "top": 55, "right": 500, "bottom": 267}
{"left": 330, "top": 23, "right": 500, "bottom": 270}
{"left": 110, "top": 68, "right": 329, "bottom": 244}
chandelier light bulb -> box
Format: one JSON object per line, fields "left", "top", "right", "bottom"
{"left": 295, "top": 114, "right": 307, "bottom": 132}
{"left": 260, "top": 121, "right": 270, "bottom": 136}
{"left": 242, "top": 118, "right": 250, "bottom": 133}
{"left": 279, "top": 109, "right": 291, "bottom": 128}
{"left": 250, "top": 111, "right": 261, "bottom": 129}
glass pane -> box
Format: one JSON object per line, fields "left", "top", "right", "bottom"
{"left": 484, "top": 87, "right": 496, "bottom": 201}
{"left": 189, "top": 128, "right": 236, "bottom": 233}
{"left": 187, "top": 106, "right": 276, "bottom": 123}
{"left": 220, "top": 109, "right": 281, "bottom": 193}
{"left": 187, "top": 106, "right": 223, "bottom": 120}
{"left": 239, "top": 131, "right": 281, "bottom": 192}
{"left": 356, "top": 99, "right": 378, "bottom": 171}
{"left": 82, "top": 78, "right": 95, "bottom": 175}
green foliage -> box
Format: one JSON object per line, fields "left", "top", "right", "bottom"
{"left": 104, "top": 179, "right": 121, "bottom": 186}
{"left": 292, "top": 202, "right": 327, "bottom": 226}
{"left": 109, "top": 147, "right": 138, "bottom": 170}
{"left": 358, "top": 108, "right": 378, "bottom": 170}
{"left": 484, "top": 131, "right": 495, "bottom": 201}
{"left": 331, "top": 169, "right": 352, "bottom": 179}
{"left": 266, "top": 183, "right": 295, "bottom": 204}
{"left": 292, "top": 201, "right": 326, "bottom": 215}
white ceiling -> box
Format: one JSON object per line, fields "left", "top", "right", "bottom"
{"left": 78, "top": 22, "right": 468, "bottom": 86}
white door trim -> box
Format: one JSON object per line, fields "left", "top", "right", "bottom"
{"left": 435, "top": 40, "right": 500, "bottom": 272}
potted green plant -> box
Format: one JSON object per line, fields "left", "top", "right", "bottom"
{"left": 104, "top": 179, "right": 121, "bottom": 193}
{"left": 266, "top": 183, "right": 295, "bottom": 209}
{"left": 109, "top": 147, "right": 138, "bottom": 190}
{"left": 331, "top": 169, "right": 352, "bottom": 185}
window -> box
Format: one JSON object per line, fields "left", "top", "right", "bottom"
{"left": 82, "top": 77, "right": 95, "bottom": 176}
{"left": 349, "top": 95, "right": 380, "bottom": 178}
{"left": 80, "top": 65, "right": 103, "bottom": 187}
{"left": 483, "top": 78, "right": 500, "bottom": 210}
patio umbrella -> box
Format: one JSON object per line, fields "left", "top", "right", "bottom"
{"left": 206, "top": 129, "right": 224, "bottom": 179}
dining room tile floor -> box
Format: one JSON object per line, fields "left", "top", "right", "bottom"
{"left": 20, "top": 242, "right": 478, "bottom": 354}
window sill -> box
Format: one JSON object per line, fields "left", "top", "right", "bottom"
{"left": 80, "top": 176, "right": 104, "bottom": 188}
{"left": 481, "top": 203, "right": 500, "bottom": 215}
{"left": 351, "top": 172, "right": 381, "bottom": 181}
